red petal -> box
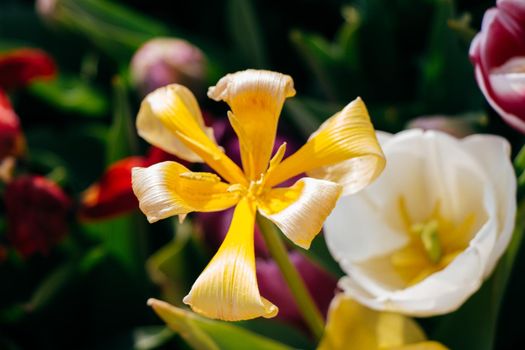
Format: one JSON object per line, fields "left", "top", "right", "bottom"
{"left": 79, "top": 156, "right": 148, "bottom": 220}
{"left": 0, "top": 89, "right": 23, "bottom": 159}
{"left": 0, "top": 48, "right": 56, "bottom": 90}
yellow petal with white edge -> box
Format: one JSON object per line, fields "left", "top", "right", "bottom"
{"left": 318, "top": 294, "right": 447, "bottom": 350}
{"left": 137, "top": 84, "right": 245, "bottom": 184}
{"left": 132, "top": 161, "right": 241, "bottom": 223}
{"left": 267, "top": 97, "right": 385, "bottom": 195}
{"left": 183, "top": 198, "right": 278, "bottom": 321}
{"left": 208, "top": 70, "right": 295, "bottom": 180}
{"left": 258, "top": 177, "right": 342, "bottom": 249}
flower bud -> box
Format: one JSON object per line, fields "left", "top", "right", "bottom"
{"left": 407, "top": 114, "right": 485, "bottom": 138}
{"left": 131, "top": 38, "right": 206, "bottom": 96}
{"left": 256, "top": 251, "right": 337, "bottom": 328}
{"left": 36, "top": 0, "right": 58, "bottom": 22}
{"left": 0, "top": 48, "right": 56, "bottom": 90}
{"left": 5, "top": 176, "right": 71, "bottom": 257}
{"left": 470, "top": 0, "right": 525, "bottom": 132}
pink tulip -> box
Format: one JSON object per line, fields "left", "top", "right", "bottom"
{"left": 470, "top": 0, "right": 525, "bottom": 132}
{"left": 256, "top": 252, "right": 337, "bottom": 328}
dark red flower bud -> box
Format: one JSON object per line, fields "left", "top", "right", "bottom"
{"left": 79, "top": 156, "right": 148, "bottom": 220}
{"left": 470, "top": 0, "right": 525, "bottom": 132}
{"left": 5, "top": 176, "right": 71, "bottom": 257}
{"left": 256, "top": 251, "right": 337, "bottom": 328}
{"left": 0, "top": 49, "right": 56, "bottom": 90}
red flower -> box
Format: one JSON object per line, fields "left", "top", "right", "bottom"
{"left": 0, "top": 48, "right": 56, "bottom": 90}
{"left": 79, "top": 148, "right": 180, "bottom": 220}
{"left": 0, "top": 89, "right": 24, "bottom": 160}
{"left": 5, "top": 176, "right": 71, "bottom": 257}
{"left": 470, "top": 0, "right": 525, "bottom": 132}
{"left": 79, "top": 157, "right": 148, "bottom": 220}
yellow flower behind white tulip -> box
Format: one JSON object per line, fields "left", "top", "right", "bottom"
{"left": 324, "top": 129, "right": 516, "bottom": 316}
{"left": 131, "top": 69, "right": 385, "bottom": 321}
{"left": 318, "top": 294, "right": 448, "bottom": 350}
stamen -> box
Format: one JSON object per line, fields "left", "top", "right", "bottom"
{"left": 179, "top": 172, "right": 221, "bottom": 182}
{"left": 411, "top": 220, "right": 442, "bottom": 264}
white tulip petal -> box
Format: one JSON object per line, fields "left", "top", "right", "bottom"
{"left": 461, "top": 135, "right": 517, "bottom": 276}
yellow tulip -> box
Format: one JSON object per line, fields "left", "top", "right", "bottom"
{"left": 318, "top": 294, "right": 448, "bottom": 350}
{"left": 132, "top": 69, "right": 385, "bottom": 321}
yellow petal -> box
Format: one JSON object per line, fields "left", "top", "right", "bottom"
{"left": 318, "top": 294, "right": 439, "bottom": 350}
{"left": 132, "top": 161, "right": 241, "bottom": 223}
{"left": 183, "top": 198, "right": 278, "bottom": 321}
{"left": 267, "top": 97, "right": 385, "bottom": 195}
{"left": 208, "top": 70, "right": 295, "bottom": 180}
{"left": 258, "top": 177, "right": 342, "bottom": 249}
{"left": 137, "top": 84, "right": 246, "bottom": 184}
{"left": 389, "top": 342, "right": 449, "bottom": 350}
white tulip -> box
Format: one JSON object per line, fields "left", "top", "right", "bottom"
{"left": 324, "top": 129, "right": 516, "bottom": 316}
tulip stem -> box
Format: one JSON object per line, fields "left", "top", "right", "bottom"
{"left": 256, "top": 214, "right": 325, "bottom": 341}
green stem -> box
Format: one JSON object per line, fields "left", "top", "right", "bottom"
{"left": 256, "top": 214, "right": 325, "bottom": 341}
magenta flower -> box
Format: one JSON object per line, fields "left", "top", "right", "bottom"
{"left": 470, "top": 0, "right": 525, "bottom": 132}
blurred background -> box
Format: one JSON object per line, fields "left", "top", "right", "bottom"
{"left": 0, "top": 0, "right": 523, "bottom": 349}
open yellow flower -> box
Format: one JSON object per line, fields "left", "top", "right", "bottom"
{"left": 132, "top": 69, "right": 385, "bottom": 321}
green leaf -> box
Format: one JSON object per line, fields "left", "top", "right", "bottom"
{"left": 335, "top": 6, "right": 361, "bottom": 68}
{"left": 106, "top": 75, "right": 138, "bottom": 165}
{"left": 283, "top": 97, "right": 341, "bottom": 137}
{"left": 418, "top": 0, "right": 482, "bottom": 113}
{"left": 81, "top": 213, "right": 148, "bottom": 279}
{"left": 237, "top": 318, "right": 314, "bottom": 349}
{"left": 289, "top": 30, "right": 339, "bottom": 101}
{"left": 51, "top": 0, "right": 170, "bottom": 61}
{"left": 226, "top": 0, "right": 267, "bottom": 68}
{"left": 146, "top": 219, "right": 207, "bottom": 304}
{"left": 133, "top": 326, "right": 175, "bottom": 350}
{"left": 149, "top": 299, "right": 296, "bottom": 350}
{"left": 25, "top": 262, "right": 77, "bottom": 313}
{"left": 28, "top": 74, "right": 109, "bottom": 117}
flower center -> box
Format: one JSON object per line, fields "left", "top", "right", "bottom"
{"left": 391, "top": 196, "right": 475, "bottom": 286}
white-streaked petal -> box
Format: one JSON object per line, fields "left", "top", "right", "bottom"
{"left": 183, "top": 198, "right": 278, "bottom": 321}
{"left": 258, "top": 177, "right": 342, "bottom": 249}
{"left": 208, "top": 69, "right": 295, "bottom": 179}
{"left": 137, "top": 84, "right": 246, "bottom": 184}
{"left": 460, "top": 134, "right": 517, "bottom": 276}
{"left": 137, "top": 84, "right": 214, "bottom": 162}
{"left": 131, "top": 161, "right": 240, "bottom": 223}
{"left": 267, "top": 98, "right": 385, "bottom": 195}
